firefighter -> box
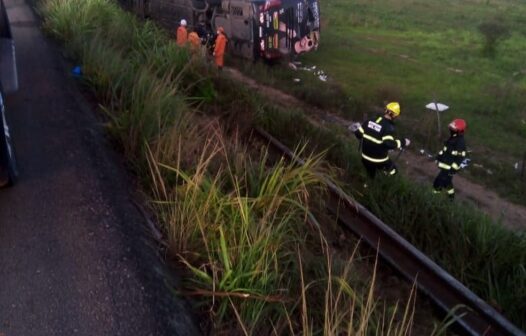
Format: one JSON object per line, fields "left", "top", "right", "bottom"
{"left": 433, "top": 119, "right": 467, "bottom": 199}
{"left": 349, "top": 102, "right": 410, "bottom": 178}
{"left": 176, "top": 19, "right": 188, "bottom": 47}
{"left": 213, "top": 27, "right": 228, "bottom": 70}
{"left": 188, "top": 30, "right": 201, "bottom": 53}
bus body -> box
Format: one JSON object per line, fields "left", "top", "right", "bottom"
{"left": 121, "top": 0, "right": 320, "bottom": 60}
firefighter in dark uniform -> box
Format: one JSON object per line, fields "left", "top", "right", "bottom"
{"left": 433, "top": 119, "right": 467, "bottom": 199}
{"left": 349, "top": 102, "right": 410, "bottom": 178}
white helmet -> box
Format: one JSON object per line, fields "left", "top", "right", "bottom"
{"left": 180, "top": 19, "right": 187, "bottom": 26}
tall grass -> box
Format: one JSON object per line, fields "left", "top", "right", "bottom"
{"left": 258, "top": 105, "right": 526, "bottom": 330}
{"left": 41, "top": 0, "right": 213, "bottom": 167}
{"left": 146, "top": 126, "right": 418, "bottom": 334}
{"left": 362, "top": 177, "right": 526, "bottom": 327}
{"left": 40, "top": 0, "right": 422, "bottom": 334}
{"left": 41, "top": 0, "right": 526, "bottom": 331}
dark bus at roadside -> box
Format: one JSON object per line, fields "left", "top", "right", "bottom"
{"left": 120, "top": 0, "right": 320, "bottom": 60}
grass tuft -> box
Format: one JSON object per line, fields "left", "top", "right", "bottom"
{"left": 40, "top": 0, "right": 421, "bottom": 334}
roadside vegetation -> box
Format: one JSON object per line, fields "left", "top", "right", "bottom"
{"left": 39, "top": 0, "right": 426, "bottom": 334}
{"left": 259, "top": 107, "right": 526, "bottom": 330}
{"left": 235, "top": 0, "right": 526, "bottom": 205}
{"left": 40, "top": 0, "right": 526, "bottom": 332}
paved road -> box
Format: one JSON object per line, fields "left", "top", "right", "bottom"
{"left": 0, "top": 0, "right": 199, "bottom": 335}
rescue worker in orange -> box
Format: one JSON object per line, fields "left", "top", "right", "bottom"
{"left": 213, "top": 27, "right": 228, "bottom": 70}
{"left": 176, "top": 19, "right": 188, "bottom": 47}
{"left": 188, "top": 30, "right": 201, "bottom": 54}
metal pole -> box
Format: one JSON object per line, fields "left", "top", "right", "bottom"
{"left": 434, "top": 101, "right": 441, "bottom": 140}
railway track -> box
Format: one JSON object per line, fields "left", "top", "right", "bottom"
{"left": 254, "top": 127, "right": 524, "bottom": 336}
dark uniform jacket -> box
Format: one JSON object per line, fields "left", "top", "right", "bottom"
{"left": 436, "top": 133, "right": 466, "bottom": 172}
{"left": 354, "top": 115, "right": 405, "bottom": 163}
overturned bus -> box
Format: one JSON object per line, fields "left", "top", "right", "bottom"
{"left": 121, "top": 0, "right": 320, "bottom": 60}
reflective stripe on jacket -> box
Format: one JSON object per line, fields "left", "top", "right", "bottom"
{"left": 436, "top": 133, "right": 466, "bottom": 171}
{"left": 354, "top": 116, "right": 405, "bottom": 163}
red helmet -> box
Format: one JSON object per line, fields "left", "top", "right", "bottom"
{"left": 448, "top": 119, "right": 466, "bottom": 133}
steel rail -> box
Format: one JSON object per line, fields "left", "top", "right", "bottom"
{"left": 254, "top": 127, "right": 524, "bottom": 336}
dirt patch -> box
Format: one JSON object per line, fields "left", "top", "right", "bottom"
{"left": 225, "top": 67, "right": 526, "bottom": 231}
{"left": 399, "top": 153, "right": 526, "bottom": 230}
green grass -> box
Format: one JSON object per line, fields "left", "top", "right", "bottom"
{"left": 362, "top": 178, "right": 526, "bottom": 327}
{"left": 257, "top": 106, "right": 526, "bottom": 330}
{"left": 39, "top": 0, "right": 424, "bottom": 334}
{"left": 39, "top": 0, "right": 526, "bottom": 332}
{"left": 236, "top": 0, "right": 526, "bottom": 204}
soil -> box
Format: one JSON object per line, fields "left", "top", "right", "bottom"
{"left": 225, "top": 67, "right": 526, "bottom": 232}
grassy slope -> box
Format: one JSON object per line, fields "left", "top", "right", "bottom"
{"left": 258, "top": 107, "right": 526, "bottom": 330}
{"left": 40, "top": 0, "right": 526, "bottom": 331}
{"left": 303, "top": 0, "right": 526, "bottom": 155}
{"left": 39, "top": 0, "right": 424, "bottom": 334}
{"left": 238, "top": 0, "right": 526, "bottom": 203}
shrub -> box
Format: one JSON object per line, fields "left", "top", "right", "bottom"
{"left": 478, "top": 20, "right": 510, "bottom": 57}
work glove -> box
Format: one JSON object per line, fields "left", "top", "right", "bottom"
{"left": 459, "top": 158, "right": 471, "bottom": 169}
{"left": 348, "top": 122, "right": 361, "bottom": 133}
{"left": 404, "top": 138, "right": 411, "bottom": 147}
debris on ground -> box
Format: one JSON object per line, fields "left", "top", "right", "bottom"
{"left": 472, "top": 163, "right": 493, "bottom": 175}
{"left": 290, "top": 63, "right": 329, "bottom": 82}
{"left": 419, "top": 149, "right": 434, "bottom": 159}
{"left": 315, "top": 70, "right": 328, "bottom": 82}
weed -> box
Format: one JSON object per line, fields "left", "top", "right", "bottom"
{"left": 40, "top": 0, "right": 421, "bottom": 334}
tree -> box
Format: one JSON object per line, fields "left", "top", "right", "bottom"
{"left": 478, "top": 20, "right": 510, "bottom": 58}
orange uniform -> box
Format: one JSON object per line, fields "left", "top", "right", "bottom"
{"left": 188, "top": 32, "right": 201, "bottom": 52}
{"left": 213, "top": 32, "right": 228, "bottom": 68}
{"left": 176, "top": 26, "right": 188, "bottom": 46}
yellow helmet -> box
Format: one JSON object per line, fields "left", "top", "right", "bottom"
{"left": 386, "top": 102, "right": 401, "bottom": 117}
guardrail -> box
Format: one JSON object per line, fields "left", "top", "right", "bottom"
{"left": 254, "top": 126, "right": 525, "bottom": 336}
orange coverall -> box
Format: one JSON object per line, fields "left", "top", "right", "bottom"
{"left": 176, "top": 26, "right": 188, "bottom": 46}
{"left": 213, "top": 33, "right": 228, "bottom": 68}
{"left": 188, "top": 32, "right": 201, "bottom": 52}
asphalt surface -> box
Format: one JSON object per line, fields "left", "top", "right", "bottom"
{"left": 0, "top": 0, "right": 199, "bottom": 335}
